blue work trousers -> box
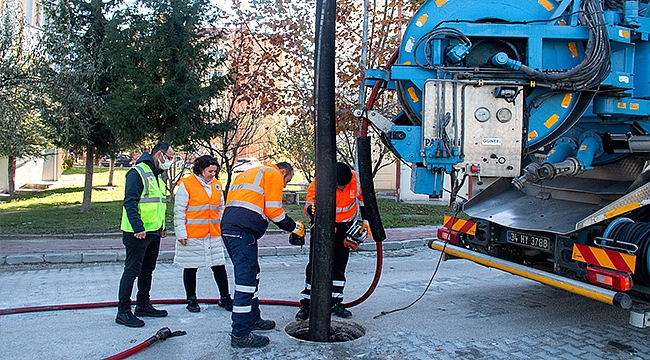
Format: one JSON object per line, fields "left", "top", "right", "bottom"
{"left": 222, "top": 230, "right": 261, "bottom": 337}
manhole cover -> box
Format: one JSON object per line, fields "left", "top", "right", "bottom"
{"left": 285, "top": 319, "right": 366, "bottom": 342}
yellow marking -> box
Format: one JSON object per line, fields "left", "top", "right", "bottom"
{"left": 558, "top": 19, "right": 567, "bottom": 25}
{"left": 572, "top": 245, "right": 585, "bottom": 262}
{"left": 549, "top": 149, "right": 556, "bottom": 155}
{"left": 618, "top": 102, "right": 627, "bottom": 109}
{"left": 592, "top": 248, "right": 615, "bottom": 270}
{"left": 528, "top": 130, "right": 538, "bottom": 140}
{"left": 544, "top": 114, "right": 559, "bottom": 128}
{"left": 404, "top": 61, "right": 412, "bottom": 65}
{"left": 561, "top": 93, "right": 572, "bottom": 107}
{"left": 572, "top": 244, "right": 637, "bottom": 274}
{"left": 430, "top": 242, "right": 615, "bottom": 305}
{"left": 630, "top": 103, "right": 639, "bottom": 110}
{"left": 606, "top": 202, "right": 641, "bottom": 219}
{"left": 435, "top": 0, "right": 447, "bottom": 6}
{"left": 579, "top": 144, "right": 588, "bottom": 151}
{"left": 538, "top": 0, "right": 554, "bottom": 11}
{"left": 416, "top": 14, "right": 428, "bottom": 27}
{"left": 568, "top": 42, "right": 578, "bottom": 58}
{"left": 407, "top": 87, "right": 420, "bottom": 103}
{"left": 619, "top": 30, "right": 630, "bottom": 39}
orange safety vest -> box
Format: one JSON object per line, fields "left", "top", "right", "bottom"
{"left": 226, "top": 164, "right": 288, "bottom": 223}
{"left": 178, "top": 175, "right": 223, "bottom": 238}
{"left": 304, "top": 171, "right": 364, "bottom": 223}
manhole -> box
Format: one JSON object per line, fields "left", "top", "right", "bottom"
{"left": 285, "top": 319, "right": 366, "bottom": 342}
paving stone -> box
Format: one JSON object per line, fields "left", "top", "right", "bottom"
{"left": 6, "top": 255, "right": 43, "bottom": 265}
{"left": 382, "top": 241, "right": 403, "bottom": 250}
{"left": 258, "top": 246, "right": 277, "bottom": 257}
{"left": 276, "top": 246, "right": 308, "bottom": 256}
{"left": 82, "top": 252, "right": 117, "bottom": 263}
{"left": 158, "top": 251, "right": 174, "bottom": 261}
{"left": 44, "top": 253, "right": 82, "bottom": 263}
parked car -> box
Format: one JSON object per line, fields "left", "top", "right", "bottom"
{"left": 232, "top": 157, "right": 262, "bottom": 172}
{"left": 101, "top": 154, "right": 133, "bottom": 168}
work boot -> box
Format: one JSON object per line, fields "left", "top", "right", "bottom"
{"left": 218, "top": 295, "right": 233, "bottom": 312}
{"left": 295, "top": 304, "right": 309, "bottom": 321}
{"left": 250, "top": 318, "right": 276, "bottom": 331}
{"left": 230, "top": 333, "right": 270, "bottom": 348}
{"left": 331, "top": 303, "right": 352, "bottom": 318}
{"left": 134, "top": 303, "right": 168, "bottom": 317}
{"left": 115, "top": 311, "right": 145, "bottom": 328}
{"left": 186, "top": 296, "right": 200, "bottom": 313}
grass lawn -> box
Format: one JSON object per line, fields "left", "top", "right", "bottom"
{"left": 0, "top": 167, "right": 456, "bottom": 235}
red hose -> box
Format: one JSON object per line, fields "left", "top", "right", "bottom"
{"left": 361, "top": 48, "right": 400, "bottom": 138}
{"left": 0, "top": 243, "right": 384, "bottom": 316}
{"left": 103, "top": 341, "right": 148, "bottom": 360}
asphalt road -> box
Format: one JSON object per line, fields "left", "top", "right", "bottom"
{"left": 1, "top": 246, "right": 648, "bottom": 359}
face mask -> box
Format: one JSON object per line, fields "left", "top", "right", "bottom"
{"left": 159, "top": 157, "right": 173, "bottom": 170}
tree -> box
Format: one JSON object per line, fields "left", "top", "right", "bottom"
{"left": 190, "top": 17, "right": 294, "bottom": 194}
{"left": 224, "top": 0, "right": 413, "bottom": 178}
{"left": 39, "top": 0, "right": 120, "bottom": 212}
{"left": 108, "top": 0, "right": 230, "bottom": 194}
{"left": 0, "top": 0, "right": 51, "bottom": 198}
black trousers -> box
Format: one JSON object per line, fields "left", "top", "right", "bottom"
{"left": 300, "top": 222, "right": 351, "bottom": 306}
{"left": 117, "top": 231, "right": 161, "bottom": 313}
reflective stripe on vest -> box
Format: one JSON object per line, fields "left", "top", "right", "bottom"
{"left": 225, "top": 165, "right": 287, "bottom": 222}
{"left": 120, "top": 163, "right": 167, "bottom": 232}
{"left": 180, "top": 175, "right": 223, "bottom": 238}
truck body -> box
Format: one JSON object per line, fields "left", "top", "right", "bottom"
{"left": 363, "top": 0, "right": 650, "bottom": 311}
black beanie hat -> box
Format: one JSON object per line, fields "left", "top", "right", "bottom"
{"left": 336, "top": 162, "right": 353, "bottom": 186}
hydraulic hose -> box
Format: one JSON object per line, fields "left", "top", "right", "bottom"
{"left": 103, "top": 327, "right": 186, "bottom": 360}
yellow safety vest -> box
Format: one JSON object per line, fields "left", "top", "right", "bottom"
{"left": 120, "top": 163, "right": 167, "bottom": 232}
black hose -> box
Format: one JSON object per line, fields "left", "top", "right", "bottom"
{"left": 610, "top": 221, "right": 650, "bottom": 286}
{"left": 357, "top": 137, "right": 386, "bottom": 242}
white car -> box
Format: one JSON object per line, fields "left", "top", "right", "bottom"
{"left": 233, "top": 157, "right": 262, "bottom": 172}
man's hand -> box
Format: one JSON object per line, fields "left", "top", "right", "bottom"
{"left": 292, "top": 221, "right": 305, "bottom": 237}
{"left": 134, "top": 231, "right": 146, "bottom": 239}
{"left": 161, "top": 230, "right": 168, "bottom": 238}
{"left": 361, "top": 220, "right": 371, "bottom": 238}
{"left": 178, "top": 238, "right": 187, "bottom": 246}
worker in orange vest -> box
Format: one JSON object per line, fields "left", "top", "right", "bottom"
{"left": 295, "top": 162, "right": 370, "bottom": 321}
{"left": 221, "top": 162, "right": 305, "bottom": 348}
{"left": 173, "top": 155, "right": 233, "bottom": 313}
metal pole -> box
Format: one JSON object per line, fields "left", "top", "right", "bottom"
{"left": 309, "top": 0, "right": 337, "bottom": 343}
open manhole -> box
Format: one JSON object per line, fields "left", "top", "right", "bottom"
{"left": 285, "top": 319, "right": 366, "bottom": 342}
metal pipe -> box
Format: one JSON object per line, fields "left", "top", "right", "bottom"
{"left": 428, "top": 240, "right": 633, "bottom": 309}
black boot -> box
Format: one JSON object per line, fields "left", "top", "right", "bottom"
{"left": 218, "top": 295, "right": 233, "bottom": 312}
{"left": 115, "top": 311, "right": 145, "bottom": 327}
{"left": 134, "top": 302, "right": 168, "bottom": 317}
{"left": 295, "top": 304, "right": 309, "bottom": 321}
{"left": 186, "top": 296, "right": 200, "bottom": 312}
{"left": 230, "top": 333, "right": 269, "bottom": 348}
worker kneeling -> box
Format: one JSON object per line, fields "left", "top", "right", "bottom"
{"left": 296, "top": 162, "right": 370, "bottom": 321}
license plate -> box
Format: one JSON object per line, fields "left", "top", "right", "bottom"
{"left": 507, "top": 231, "right": 551, "bottom": 250}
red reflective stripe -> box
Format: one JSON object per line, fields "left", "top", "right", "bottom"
{"left": 575, "top": 244, "right": 599, "bottom": 265}
{"left": 458, "top": 221, "right": 476, "bottom": 234}
{"left": 607, "top": 251, "right": 633, "bottom": 273}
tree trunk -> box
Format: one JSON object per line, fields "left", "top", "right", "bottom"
{"left": 8, "top": 156, "right": 16, "bottom": 199}
{"left": 81, "top": 146, "right": 94, "bottom": 212}
{"left": 107, "top": 159, "right": 114, "bottom": 186}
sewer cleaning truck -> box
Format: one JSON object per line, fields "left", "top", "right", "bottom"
{"left": 359, "top": 0, "right": 650, "bottom": 322}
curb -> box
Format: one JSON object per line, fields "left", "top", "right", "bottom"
{"left": 0, "top": 238, "right": 435, "bottom": 266}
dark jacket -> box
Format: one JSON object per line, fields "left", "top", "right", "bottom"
{"left": 123, "top": 152, "right": 165, "bottom": 234}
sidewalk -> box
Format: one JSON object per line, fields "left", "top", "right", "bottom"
{"left": 0, "top": 226, "right": 439, "bottom": 265}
